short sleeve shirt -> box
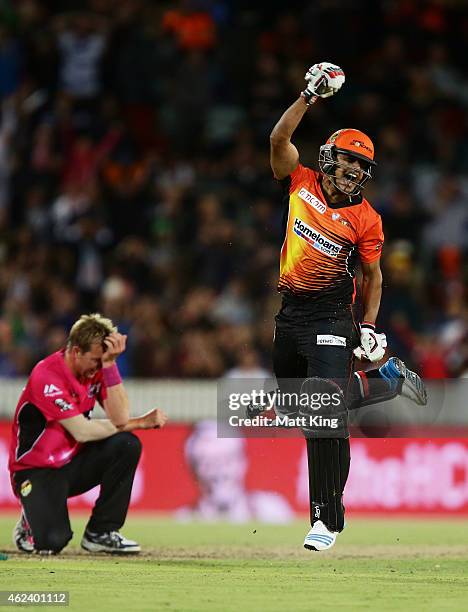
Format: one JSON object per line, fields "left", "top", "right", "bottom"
{"left": 278, "top": 165, "right": 384, "bottom": 305}
{"left": 9, "top": 350, "right": 107, "bottom": 475}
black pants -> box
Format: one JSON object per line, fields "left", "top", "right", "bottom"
{"left": 273, "top": 316, "right": 357, "bottom": 390}
{"left": 273, "top": 312, "right": 357, "bottom": 532}
{"left": 13, "top": 432, "right": 142, "bottom": 552}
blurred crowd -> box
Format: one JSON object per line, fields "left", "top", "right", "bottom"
{"left": 0, "top": 0, "right": 466, "bottom": 379}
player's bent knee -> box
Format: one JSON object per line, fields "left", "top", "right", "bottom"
{"left": 112, "top": 431, "right": 142, "bottom": 459}
{"left": 299, "top": 377, "right": 349, "bottom": 439}
{"left": 37, "top": 528, "right": 72, "bottom": 554}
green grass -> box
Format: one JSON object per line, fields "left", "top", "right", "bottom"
{"left": 1, "top": 514, "right": 468, "bottom": 611}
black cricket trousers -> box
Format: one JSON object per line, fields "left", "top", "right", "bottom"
{"left": 273, "top": 309, "right": 358, "bottom": 532}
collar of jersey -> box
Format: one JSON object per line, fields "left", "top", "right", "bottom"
{"left": 318, "top": 179, "right": 363, "bottom": 209}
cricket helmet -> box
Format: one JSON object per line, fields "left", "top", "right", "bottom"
{"left": 318, "top": 128, "right": 376, "bottom": 195}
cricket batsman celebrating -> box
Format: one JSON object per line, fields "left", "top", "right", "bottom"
{"left": 9, "top": 313, "right": 168, "bottom": 555}
{"left": 269, "top": 62, "right": 427, "bottom": 551}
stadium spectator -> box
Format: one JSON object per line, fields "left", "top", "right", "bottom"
{"left": 0, "top": 1, "right": 464, "bottom": 379}
{"left": 52, "top": 11, "right": 109, "bottom": 101}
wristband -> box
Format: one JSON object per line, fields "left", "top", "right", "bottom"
{"left": 102, "top": 363, "right": 122, "bottom": 387}
{"left": 360, "top": 321, "right": 376, "bottom": 330}
{"left": 301, "top": 90, "right": 317, "bottom": 105}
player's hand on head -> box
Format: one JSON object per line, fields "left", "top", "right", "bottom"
{"left": 102, "top": 332, "right": 127, "bottom": 364}
{"left": 353, "top": 324, "right": 387, "bottom": 363}
{"left": 302, "top": 62, "right": 345, "bottom": 104}
{"left": 141, "top": 408, "right": 168, "bottom": 429}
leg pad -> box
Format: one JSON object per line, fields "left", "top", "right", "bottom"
{"left": 299, "top": 377, "right": 349, "bottom": 439}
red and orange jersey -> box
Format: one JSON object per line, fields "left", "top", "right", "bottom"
{"left": 278, "top": 164, "right": 383, "bottom": 305}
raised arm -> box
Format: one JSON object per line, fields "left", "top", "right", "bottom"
{"left": 270, "top": 62, "right": 346, "bottom": 180}
{"left": 100, "top": 332, "right": 130, "bottom": 428}
{"left": 270, "top": 97, "right": 306, "bottom": 180}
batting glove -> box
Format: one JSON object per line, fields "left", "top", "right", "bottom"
{"left": 302, "top": 62, "right": 345, "bottom": 105}
{"left": 353, "top": 322, "right": 387, "bottom": 363}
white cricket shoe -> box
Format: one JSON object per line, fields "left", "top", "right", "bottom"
{"left": 379, "top": 357, "right": 427, "bottom": 406}
{"left": 303, "top": 520, "right": 338, "bottom": 551}
{"left": 81, "top": 529, "right": 140, "bottom": 554}
{"left": 13, "top": 513, "right": 34, "bottom": 553}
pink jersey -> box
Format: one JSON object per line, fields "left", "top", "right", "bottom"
{"left": 9, "top": 350, "right": 108, "bottom": 477}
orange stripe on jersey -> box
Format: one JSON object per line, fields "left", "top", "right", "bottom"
{"left": 278, "top": 164, "right": 384, "bottom": 303}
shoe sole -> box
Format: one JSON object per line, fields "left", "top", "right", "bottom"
{"left": 81, "top": 540, "right": 140, "bottom": 554}
{"left": 303, "top": 541, "right": 335, "bottom": 551}
{"left": 303, "top": 537, "right": 336, "bottom": 551}
{"left": 14, "top": 542, "right": 34, "bottom": 553}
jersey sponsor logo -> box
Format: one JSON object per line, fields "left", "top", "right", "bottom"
{"left": 55, "top": 398, "right": 74, "bottom": 412}
{"left": 317, "top": 334, "right": 346, "bottom": 347}
{"left": 297, "top": 188, "right": 327, "bottom": 214}
{"left": 88, "top": 382, "right": 102, "bottom": 398}
{"left": 293, "top": 218, "right": 342, "bottom": 258}
{"left": 350, "top": 139, "right": 372, "bottom": 154}
{"left": 43, "top": 384, "right": 63, "bottom": 397}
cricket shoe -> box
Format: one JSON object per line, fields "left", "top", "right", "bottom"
{"left": 303, "top": 520, "right": 338, "bottom": 551}
{"left": 81, "top": 529, "right": 141, "bottom": 554}
{"left": 13, "top": 513, "right": 34, "bottom": 553}
{"left": 379, "top": 357, "right": 427, "bottom": 406}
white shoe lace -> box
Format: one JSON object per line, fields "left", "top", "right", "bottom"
{"left": 109, "top": 532, "right": 123, "bottom": 545}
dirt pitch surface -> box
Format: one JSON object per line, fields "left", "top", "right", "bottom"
{"left": 4, "top": 542, "right": 468, "bottom": 561}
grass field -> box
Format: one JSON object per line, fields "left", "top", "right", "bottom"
{"left": 1, "top": 514, "right": 468, "bottom": 611}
